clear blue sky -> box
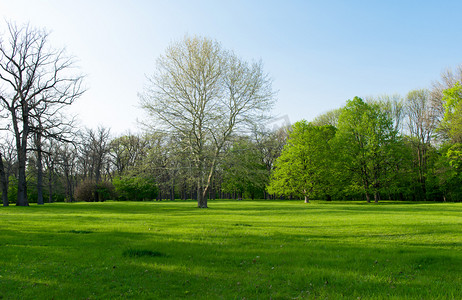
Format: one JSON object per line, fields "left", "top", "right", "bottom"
{"left": 1, "top": 0, "right": 461, "bottom": 134}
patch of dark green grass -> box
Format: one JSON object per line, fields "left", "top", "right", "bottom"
{"left": 232, "top": 223, "right": 252, "bottom": 227}
{"left": 64, "top": 230, "right": 93, "bottom": 234}
{"left": 122, "top": 249, "right": 164, "bottom": 258}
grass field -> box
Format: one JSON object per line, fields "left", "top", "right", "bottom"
{"left": 1, "top": 200, "right": 462, "bottom": 299}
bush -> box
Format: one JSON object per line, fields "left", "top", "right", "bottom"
{"left": 75, "top": 180, "right": 115, "bottom": 202}
{"left": 113, "top": 176, "right": 157, "bottom": 201}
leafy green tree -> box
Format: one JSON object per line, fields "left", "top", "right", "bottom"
{"left": 268, "top": 121, "right": 336, "bottom": 203}
{"left": 439, "top": 82, "right": 462, "bottom": 143}
{"left": 334, "top": 97, "right": 399, "bottom": 203}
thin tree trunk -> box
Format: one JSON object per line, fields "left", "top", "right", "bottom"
{"left": 48, "top": 168, "right": 53, "bottom": 203}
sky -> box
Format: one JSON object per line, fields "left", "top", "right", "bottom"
{"left": 1, "top": 0, "right": 461, "bottom": 134}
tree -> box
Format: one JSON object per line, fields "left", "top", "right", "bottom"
{"left": 109, "top": 133, "right": 148, "bottom": 176}
{"left": 140, "top": 36, "right": 274, "bottom": 208}
{"left": 268, "top": 121, "right": 336, "bottom": 203}
{"left": 404, "top": 89, "right": 439, "bottom": 200}
{"left": 439, "top": 82, "right": 462, "bottom": 143}
{"left": 334, "top": 97, "right": 399, "bottom": 203}
{"left": 312, "top": 108, "right": 343, "bottom": 127}
{"left": 0, "top": 22, "right": 84, "bottom": 206}
{"left": 0, "top": 137, "right": 15, "bottom": 206}
{"left": 431, "top": 64, "right": 462, "bottom": 131}
{"left": 80, "top": 127, "right": 111, "bottom": 183}
{"left": 222, "top": 138, "right": 269, "bottom": 200}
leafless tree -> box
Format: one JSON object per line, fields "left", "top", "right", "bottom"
{"left": 140, "top": 36, "right": 275, "bottom": 208}
{"left": 109, "top": 133, "right": 148, "bottom": 176}
{"left": 80, "top": 127, "right": 111, "bottom": 183}
{"left": 0, "top": 21, "right": 84, "bottom": 206}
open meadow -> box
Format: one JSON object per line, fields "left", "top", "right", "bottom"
{"left": 1, "top": 200, "right": 462, "bottom": 299}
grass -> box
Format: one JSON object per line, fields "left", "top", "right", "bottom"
{"left": 1, "top": 200, "right": 462, "bottom": 299}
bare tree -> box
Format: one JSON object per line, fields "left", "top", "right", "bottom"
{"left": 0, "top": 22, "right": 84, "bottom": 206}
{"left": 140, "top": 36, "right": 275, "bottom": 208}
{"left": 80, "top": 127, "right": 111, "bottom": 183}
{"left": 109, "top": 133, "right": 148, "bottom": 176}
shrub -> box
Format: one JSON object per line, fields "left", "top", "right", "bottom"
{"left": 75, "top": 180, "right": 115, "bottom": 202}
{"left": 113, "top": 176, "right": 157, "bottom": 201}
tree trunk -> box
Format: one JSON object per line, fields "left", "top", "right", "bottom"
{"left": 304, "top": 195, "right": 309, "bottom": 203}
{"left": 197, "top": 184, "right": 207, "bottom": 208}
{"left": 0, "top": 152, "right": 8, "bottom": 206}
{"left": 36, "top": 136, "right": 44, "bottom": 205}
{"left": 365, "top": 192, "right": 371, "bottom": 203}
{"left": 16, "top": 147, "right": 28, "bottom": 206}
{"left": 374, "top": 192, "right": 379, "bottom": 203}
{"left": 48, "top": 168, "right": 54, "bottom": 203}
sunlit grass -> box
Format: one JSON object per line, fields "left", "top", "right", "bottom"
{"left": 1, "top": 200, "right": 461, "bottom": 299}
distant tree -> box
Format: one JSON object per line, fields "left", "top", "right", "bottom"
{"left": 312, "top": 108, "right": 343, "bottom": 127}
{"left": 404, "top": 89, "right": 439, "bottom": 199}
{"left": 140, "top": 36, "right": 275, "bottom": 208}
{"left": 0, "top": 22, "right": 84, "bottom": 206}
{"left": 439, "top": 82, "right": 462, "bottom": 143}
{"left": 58, "top": 143, "right": 78, "bottom": 202}
{"left": 431, "top": 64, "right": 462, "bottom": 130}
{"left": 80, "top": 127, "right": 111, "bottom": 183}
{"left": 0, "top": 137, "right": 15, "bottom": 206}
{"left": 109, "top": 133, "right": 148, "bottom": 176}
{"left": 222, "top": 139, "right": 269, "bottom": 200}
{"left": 268, "top": 121, "right": 336, "bottom": 203}
{"left": 367, "top": 94, "right": 405, "bottom": 133}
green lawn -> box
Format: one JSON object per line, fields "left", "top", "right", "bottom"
{"left": 1, "top": 200, "right": 461, "bottom": 299}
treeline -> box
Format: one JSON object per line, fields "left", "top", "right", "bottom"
{"left": 3, "top": 68, "right": 461, "bottom": 204}
{"left": 0, "top": 126, "right": 287, "bottom": 204}
{"left": 269, "top": 71, "right": 462, "bottom": 202}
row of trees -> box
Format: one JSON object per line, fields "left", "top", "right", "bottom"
{"left": 0, "top": 125, "right": 287, "bottom": 205}
{"left": 1, "top": 21, "right": 461, "bottom": 207}
{"left": 268, "top": 70, "right": 462, "bottom": 202}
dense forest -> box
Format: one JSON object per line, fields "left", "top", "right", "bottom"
{"left": 1, "top": 22, "right": 461, "bottom": 206}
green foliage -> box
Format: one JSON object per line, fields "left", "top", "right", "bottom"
{"left": 446, "top": 143, "right": 462, "bottom": 171}
{"left": 113, "top": 176, "right": 157, "bottom": 201}
{"left": 333, "top": 97, "right": 400, "bottom": 202}
{"left": 1, "top": 201, "right": 462, "bottom": 299}
{"left": 222, "top": 139, "right": 269, "bottom": 199}
{"left": 268, "top": 120, "right": 336, "bottom": 201}
{"left": 440, "top": 82, "right": 462, "bottom": 143}
{"left": 434, "top": 143, "right": 462, "bottom": 201}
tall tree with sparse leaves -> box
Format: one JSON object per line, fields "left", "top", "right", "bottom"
{"left": 140, "top": 36, "right": 274, "bottom": 208}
